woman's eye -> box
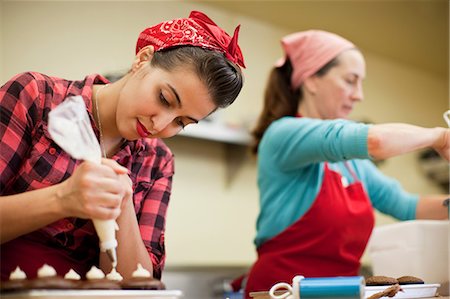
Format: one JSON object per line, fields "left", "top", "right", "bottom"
{"left": 159, "top": 93, "right": 170, "bottom": 107}
{"left": 175, "top": 118, "right": 186, "bottom": 129}
{"left": 345, "top": 75, "right": 359, "bottom": 85}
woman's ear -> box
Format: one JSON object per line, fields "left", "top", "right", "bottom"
{"left": 131, "top": 46, "right": 155, "bottom": 71}
{"left": 302, "top": 76, "right": 318, "bottom": 96}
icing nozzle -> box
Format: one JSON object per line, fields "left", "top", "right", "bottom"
{"left": 106, "top": 248, "right": 117, "bottom": 268}
{"left": 93, "top": 219, "right": 119, "bottom": 267}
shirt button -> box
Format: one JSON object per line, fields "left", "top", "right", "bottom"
{"left": 66, "top": 223, "right": 74, "bottom": 230}
{"left": 49, "top": 148, "right": 57, "bottom": 155}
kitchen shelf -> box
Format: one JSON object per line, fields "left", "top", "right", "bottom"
{"left": 177, "top": 121, "right": 251, "bottom": 145}
{"left": 173, "top": 122, "right": 252, "bottom": 186}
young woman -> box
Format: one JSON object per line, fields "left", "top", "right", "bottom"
{"left": 0, "top": 11, "right": 245, "bottom": 281}
{"left": 241, "top": 30, "right": 448, "bottom": 298}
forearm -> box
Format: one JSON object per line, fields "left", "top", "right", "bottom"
{"left": 367, "top": 124, "right": 447, "bottom": 160}
{"left": 0, "top": 184, "right": 66, "bottom": 243}
{"left": 100, "top": 200, "right": 153, "bottom": 279}
{"left": 415, "top": 195, "right": 449, "bottom": 220}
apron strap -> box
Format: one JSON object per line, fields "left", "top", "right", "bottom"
{"left": 343, "top": 161, "right": 359, "bottom": 182}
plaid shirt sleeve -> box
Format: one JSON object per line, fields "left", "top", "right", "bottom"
{"left": 124, "top": 140, "right": 174, "bottom": 279}
{"left": 0, "top": 72, "right": 45, "bottom": 192}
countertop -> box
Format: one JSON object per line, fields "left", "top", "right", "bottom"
{"left": 249, "top": 289, "right": 448, "bottom": 299}
{"left": 250, "top": 295, "right": 449, "bottom": 299}
{"left": 0, "top": 289, "right": 182, "bottom": 299}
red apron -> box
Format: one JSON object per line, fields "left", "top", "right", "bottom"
{"left": 1, "top": 219, "right": 98, "bottom": 280}
{"left": 244, "top": 162, "right": 375, "bottom": 298}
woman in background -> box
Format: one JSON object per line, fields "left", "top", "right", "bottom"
{"left": 242, "top": 30, "right": 448, "bottom": 298}
{"left": 0, "top": 11, "right": 245, "bottom": 281}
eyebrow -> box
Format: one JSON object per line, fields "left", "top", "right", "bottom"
{"left": 167, "top": 84, "right": 199, "bottom": 123}
{"left": 350, "top": 72, "right": 364, "bottom": 79}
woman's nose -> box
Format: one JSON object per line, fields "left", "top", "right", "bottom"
{"left": 352, "top": 84, "right": 364, "bottom": 102}
{"left": 152, "top": 113, "right": 174, "bottom": 133}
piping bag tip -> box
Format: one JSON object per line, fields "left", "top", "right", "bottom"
{"left": 106, "top": 248, "right": 118, "bottom": 268}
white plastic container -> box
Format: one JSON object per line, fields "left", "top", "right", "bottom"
{"left": 365, "top": 284, "right": 440, "bottom": 298}
{"left": 368, "top": 220, "right": 449, "bottom": 284}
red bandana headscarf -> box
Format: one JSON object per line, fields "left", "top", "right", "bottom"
{"left": 136, "top": 11, "right": 246, "bottom": 68}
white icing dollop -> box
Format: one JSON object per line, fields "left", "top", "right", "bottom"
{"left": 37, "top": 264, "right": 57, "bottom": 278}
{"left": 85, "top": 266, "right": 105, "bottom": 280}
{"left": 106, "top": 268, "right": 123, "bottom": 281}
{"left": 64, "top": 269, "right": 81, "bottom": 280}
{"left": 131, "top": 263, "right": 151, "bottom": 278}
{"left": 9, "top": 266, "right": 27, "bottom": 280}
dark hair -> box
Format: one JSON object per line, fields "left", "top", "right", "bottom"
{"left": 250, "top": 57, "right": 339, "bottom": 155}
{"left": 151, "top": 46, "right": 243, "bottom": 109}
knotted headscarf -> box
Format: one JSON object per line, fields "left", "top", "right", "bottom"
{"left": 276, "top": 30, "right": 355, "bottom": 89}
{"left": 136, "top": 11, "right": 246, "bottom": 68}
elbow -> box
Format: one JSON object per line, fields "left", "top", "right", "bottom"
{"left": 367, "top": 133, "right": 385, "bottom": 160}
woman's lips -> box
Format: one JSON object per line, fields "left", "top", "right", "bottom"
{"left": 343, "top": 105, "right": 353, "bottom": 112}
{"left": 136, "top": 120, "right": 150, "bottom": 138}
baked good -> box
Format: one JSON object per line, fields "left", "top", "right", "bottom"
{"left": 121, "top": 263, "right": 165, "bottom": 290}
{"left": 365, "top": 275, "right": 398, "bottom": 286}
{"left": 106, "top": 268, "right": 123, "bottom": 282}
{"left": 80, "top": 266, "right": 120, "bottom": 290}
{"left": 121, "top": 277, "right": 165, "bottom": 290}
{"left": 28, "top": 264, "right": 76, "bottom": 289}
{"left": 396, "top": 275, "right": 424, "bottom": 285}
{"left": 63, "top": 269, "right": 82, "bottom": 289}
{"left": 0, "top": 266, "right": 29, "bottom": 293}
{"left": 367, "top": 284, "right": 402, "bottom": 299}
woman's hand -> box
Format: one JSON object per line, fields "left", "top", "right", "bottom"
{"left": 432, "top": 127, "right": 450, "bottom": 161}
{"left": 102, "top": 158, "right": 133, "bottom": 211}
{"left": 56, "top": 159, "right": 130, "bottom": 220}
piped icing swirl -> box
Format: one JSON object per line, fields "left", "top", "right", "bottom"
{"left": 64, "top": 269, "right": 81, "bottom": 280}
{"left": 9, "top": 266, "right": 27, "bottom": 280}
{"left": 106, "top": 268, "right": 123, "bottom": 281}
{"left": 37, "top": 264, "right": 57, "bottom": 278}
{"left": 86, "top": 266, "right": 105, "bottom": 280}
{"left": 131, "top": 263, "right": 151, "bottom": 278}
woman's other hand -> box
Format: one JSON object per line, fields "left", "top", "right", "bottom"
{"left": 432, "top": 127, "right": 450, "bottom": 161}
{"left": 101, "top": 158, "right": 133, "bottom": 211}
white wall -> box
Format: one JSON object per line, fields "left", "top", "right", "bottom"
{"left": 1, "top": 1, "right": 447, "bottom": 268}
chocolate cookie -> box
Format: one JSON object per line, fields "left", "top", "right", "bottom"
{"left": 397, "top": 276, "right": 424, "bottom": 285}
{"left": 28, "top": 276, "right": 78, "bottom": 289}
{"left": 365, "top": 276, "right": 399, "bottom": 286}
{"left": 0, "top": 279, "right": 29, "bottom": 293}
{"left": 366, "top": 284, "right": 403, "bottom": 299}
{"left": 80, "top": 279, "right": 121, "bottom": 290}
{"left": 121, "top": 277, "right": 165, "bottom": 290}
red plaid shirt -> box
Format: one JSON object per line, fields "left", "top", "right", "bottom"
{"left": 0, "top": 72, "right": 174, "bottom": 279}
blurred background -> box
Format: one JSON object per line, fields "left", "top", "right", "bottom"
{"left": 1, "top": 0, "right": 448, "bottom": 298}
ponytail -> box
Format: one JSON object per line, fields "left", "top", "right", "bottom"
{"left": 251, "top": 60, "right": 300, "bottom": 154}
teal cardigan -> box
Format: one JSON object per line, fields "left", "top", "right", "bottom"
{"left": 255, "top": 117, "right": 419, "bottom": 247}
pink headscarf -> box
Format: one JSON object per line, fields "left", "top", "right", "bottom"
{"left": 276, "top": 30, "right": 355, "bottom": 89}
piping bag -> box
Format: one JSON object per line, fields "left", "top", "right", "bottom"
{"left": 48, "top": 95, "right": 118, "bottom": 267}
{"left": 269, "top": 275, "right": 365, "bottom": 299}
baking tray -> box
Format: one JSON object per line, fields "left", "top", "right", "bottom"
{"left": 0, "top": 289, "right": 183, "bottom": 299}
{"left": 365, "top": 284, "right": 440, "bottom": 299}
